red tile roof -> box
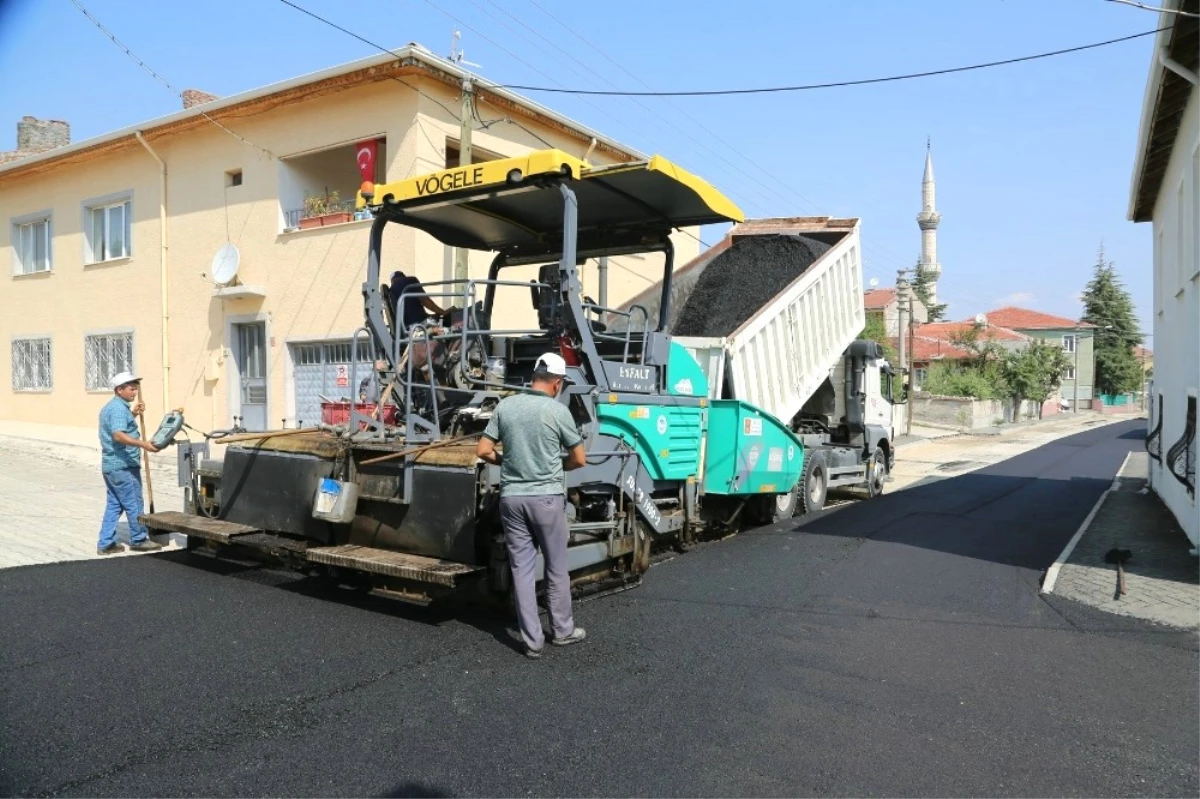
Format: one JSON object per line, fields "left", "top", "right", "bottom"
{"left": 864, "top": 288, "right": 896, "bottom": 310}
{"left": 982, "top": 307, "right": 1094, "bottom": 330}
{"left": 897, "top": 321, "right": 1030, "bottom": 363}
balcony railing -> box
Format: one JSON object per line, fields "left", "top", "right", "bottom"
{"left": 283, "top": 200, "right": 363, "bottom": 231}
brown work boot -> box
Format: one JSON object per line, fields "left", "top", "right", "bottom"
{"left": 129, "top": 539, "right": 163, "bottom": 552}
{"left": 96, "top": 543, "right": 125, "bottom": 555}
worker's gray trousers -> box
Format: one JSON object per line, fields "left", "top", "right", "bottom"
{"left": 499, "top": 494, "right": 575, "bottom": 651}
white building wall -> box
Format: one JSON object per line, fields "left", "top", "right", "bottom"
{"left": 1149, "top": 87, "right": 1199, "bottom": 547}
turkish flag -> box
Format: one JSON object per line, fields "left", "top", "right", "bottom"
{"left": 356, "top": 140, "right": 377, "bottom": 183}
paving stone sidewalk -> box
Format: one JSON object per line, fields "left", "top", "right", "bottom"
{"left": 0, "top": 438, "right": 184, "bottom": 569}
{"left": 1051, "top": 452, "right": 1200, "bottom": 630}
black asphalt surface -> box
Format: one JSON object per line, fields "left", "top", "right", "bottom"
{"left": 2, "top": 419, "right": 1196, "bottom": 798}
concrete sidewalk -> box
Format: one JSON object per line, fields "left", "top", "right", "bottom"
{"left": 1045, "top": 452, "right": 1200, "bottom": 630}
{"left": 887, "top": 412, "right": 1128, "bottom": 493}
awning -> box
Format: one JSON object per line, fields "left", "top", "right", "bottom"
{"left": 362, "top": 149, "right": 744, "bottom": 258}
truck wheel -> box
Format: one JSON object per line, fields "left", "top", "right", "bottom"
{"left": 750, "top": 490, "right": 798, "bottom": 525}
{"left": 800, "top": 451, "right": 828, "bottom": 514}
{"left": 867, "top": 446, "right": 887, "bottom": 498}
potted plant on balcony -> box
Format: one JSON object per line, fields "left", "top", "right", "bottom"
{"left": 299, "top": 192, "right": 328, "bottom": 230}
{"left": 318, "top": 190, "right": 352, "bottom": 226}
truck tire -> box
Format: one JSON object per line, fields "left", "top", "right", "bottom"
{"left": 800, "top": 451, "right": 828, "bottom": 514}
{"left": 749, "top": 490, "right": 798, "bottom": 525}
{"left": 866, "top": 446, "right": 887, "bottom": 498}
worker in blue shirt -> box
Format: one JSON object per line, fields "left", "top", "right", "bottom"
{"left": 97, "top": 371, "right": 162, "bottom": 555}
{"left": 390, "top": 270, "right": 446, "bottom": 330}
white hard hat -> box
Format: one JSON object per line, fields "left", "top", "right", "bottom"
{"left": 534, "top": 352, "right": 569, "bottom": 377}
{"left": 110, "top": 371, "right": 141, "bottom": 389}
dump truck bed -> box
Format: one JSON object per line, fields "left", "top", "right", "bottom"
{"left": 672, "top": 217, "right": 864, "bottom": 425}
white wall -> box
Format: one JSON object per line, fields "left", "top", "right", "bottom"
{"left": 1148, "top": 87, "right": 1199, "bottom": 547}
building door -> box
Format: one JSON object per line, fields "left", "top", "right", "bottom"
{"left": 235, "top": 322, "right": 268, "bottom": 431}
{"left": 291, "top": 339, "right": 355, "bottom": 427}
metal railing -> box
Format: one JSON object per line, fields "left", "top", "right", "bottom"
{"left": 284, "top": 200, "right": 362, "bottom": 231}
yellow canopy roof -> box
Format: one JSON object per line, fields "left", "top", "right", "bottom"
{"left": 360, "top": 149, "right": 743, "bottom": 258}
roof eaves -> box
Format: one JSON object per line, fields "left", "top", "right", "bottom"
{"left": 1127, "top": 0, "right": 1200, "bottom": 221}
{"left": 0, "top": 44, "right": 641, "bottom": 179}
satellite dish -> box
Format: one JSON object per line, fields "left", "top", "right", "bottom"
{"left": 868, "top": 277, "right": 880, "bottom": 288}
{"left": 211, "top": 243, "right": 240, "bottom": 286}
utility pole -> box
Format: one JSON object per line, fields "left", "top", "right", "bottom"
{"left": 906, "top": 290, "right": 915, "bottom": 434}
{"left": 1071, "top": 324, "right": 1080, "bottom": 412}
{"left": 896, "top": 270, "right": 911, "bottom": 436}
{"left": 452, "top": 76, "right": 473, "bottom": 307}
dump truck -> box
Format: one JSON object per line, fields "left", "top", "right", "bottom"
{"left": 619, "top": 217, "right": 905, "bottom": 518}
{"left": 142, "top": 151, "right": 873, "bottom": 605}
{"left": 674, "top": 221, "right": 903, "bottom": 517}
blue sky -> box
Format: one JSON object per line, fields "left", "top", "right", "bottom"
{"left": 0, "top": 0, "right": 1161, "bottom": 335}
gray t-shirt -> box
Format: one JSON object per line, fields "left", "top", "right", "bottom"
{"left": 482, "top": 391, "right": 583, "bottom": 497}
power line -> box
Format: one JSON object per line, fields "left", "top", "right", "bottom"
{"left": 1102, "top": 0, "right": 1199, "bottom": 18}
{"left": 515, "top": 0, "right": 921, "bottom": 270}
{"left": 279, "top": 0, "right": 726, "bottom": 239}
{"left": 67, "top": 0, "right": 274, "bottom": 157}
{"left": 498, "top": 28, "right": 1167, "bottom": 96}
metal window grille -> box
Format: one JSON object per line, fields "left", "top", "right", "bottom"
{"left": 84, "top": 332, "right": 134, "bottom": 390}
{"left": 1166, "top": 396, "right": 1196, "bottom": 495}
{"left": 1146, "top": 393, "right": 1163, "bottom": 462}
{"left": 11, "top": 338, "right": 52, "bottom": 390}
{"left": 294, "top": 343, "right": 322, "bottom": 366}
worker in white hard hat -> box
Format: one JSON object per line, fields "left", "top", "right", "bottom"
{"left": 96, "top": 371, "right": 162, "bottom": 555}
{"left": 476, "top": 352, "right": 588, "bottom": 659}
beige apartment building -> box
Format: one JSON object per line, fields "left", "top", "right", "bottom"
{"left": 1, "top": 45, "right": 700, "bottom": 439}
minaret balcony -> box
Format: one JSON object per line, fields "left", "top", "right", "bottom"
{"left": 917, "top": 210, "right": 941, "bottom": 230}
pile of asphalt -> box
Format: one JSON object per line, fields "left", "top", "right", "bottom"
{"left": 673, "top": 234, "right": 831, "bottom": 338}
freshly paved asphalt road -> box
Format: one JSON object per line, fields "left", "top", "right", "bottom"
{"left": 2, "top": 419, "right": 1196, "bottom": 797}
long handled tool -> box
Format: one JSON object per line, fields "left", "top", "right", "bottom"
{"left": 215, "top": 427, "right": 322, "bottom": 445}
{"left": 358, "top": 433, "right": 479, "bottom": 466}
{"left": 136, "top": 385, "right": 155, "bottom": 514}
{"left": 372, "top": 348, "right": 409, "bottom": 423}
{"left": 1104, "top": 547, "right": 1132, "bottom": 598}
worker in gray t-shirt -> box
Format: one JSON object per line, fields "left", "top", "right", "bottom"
{"left": 477, "top": 352, "right": 587, "bottom": 659}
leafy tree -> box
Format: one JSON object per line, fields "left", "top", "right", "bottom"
{"left": 920, "top": 362, "right": 998, "bottom": 399}
{"left": 948, "top": 325, "right": 1009, "bottom": 397}
{"left": 1080, "top": 247, "right": 1143, "bottom": 395}
{"left": 859, "top": 312, "right": 897, "bottom": 362}
{"left": 911, "top": 263, "right": 948, "bottom": 322}
{"left": 1002, "top": 340, "right": 1073, "bottom": 418}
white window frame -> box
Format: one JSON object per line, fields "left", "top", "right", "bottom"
{"left": 11, "top": 336, "right": 52, "bottom": 391}
{"left": 1062, "top": 334, "right": 1076, "bottom": 353}
{"left": 1156, "top": 228, "right": 1165, "bottom": 315}
{"left": 1064, "top": 365, "right": 1076, "bottom": 381}
{"left": 1176, "top": 178, "right": 1186, "bottom": 295}
{"left": 82, "top": 191, "right": 133, "bottom": 265}
{"left": 1191, "top": 145, "right": 1199, "bottom": 281}
{"left": 83, "top": 329, "right": 135, "bottom": 392}
{"left": 10, "top": 212, "right": 52, "bottom": 275}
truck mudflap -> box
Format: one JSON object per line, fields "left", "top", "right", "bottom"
{"left": 140, "top": 511, "right": 483, "bottom": 589}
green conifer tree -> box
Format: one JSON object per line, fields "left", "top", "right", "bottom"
{"left": 911, "top": 262, "right": 948, "bottom": 322}
{"left": 1080, "top": 246, "right": 1143, "bottom": 396}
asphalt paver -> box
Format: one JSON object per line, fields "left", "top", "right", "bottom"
{"left": 1, "top": 419, "right": 1195, "bottom": 797}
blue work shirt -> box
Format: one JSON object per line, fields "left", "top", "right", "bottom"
{"left": 99, "top": 396, "right": 142, "bottom": 473}
{"left": 392, "top": 274, "right": 430, "bottom": 330}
